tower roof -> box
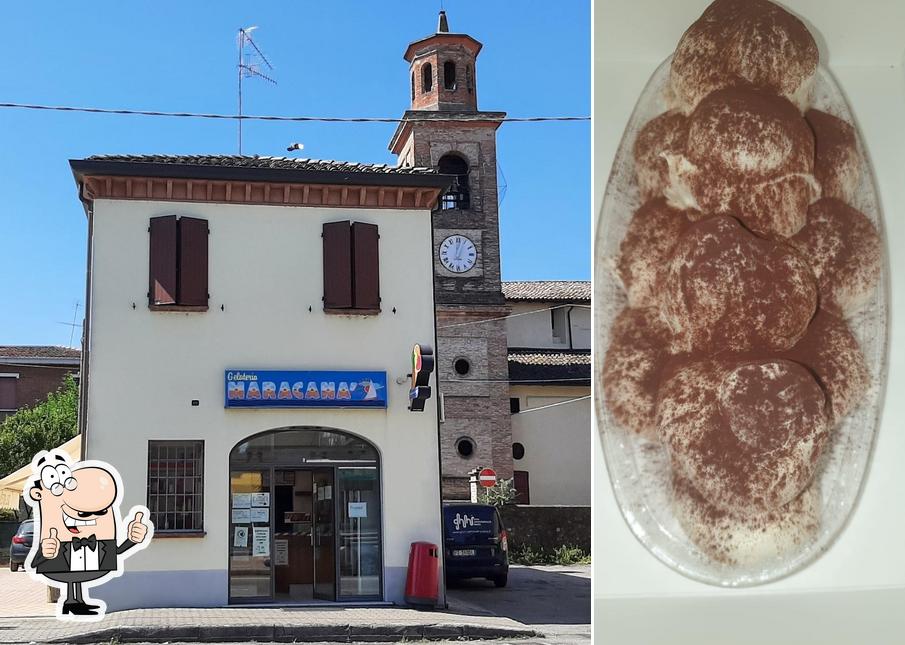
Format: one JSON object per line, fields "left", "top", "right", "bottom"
{"left": 403, "top": 11, "right": 482, "bottom": 62}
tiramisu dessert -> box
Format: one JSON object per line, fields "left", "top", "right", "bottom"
{"left": 602, "top": 0, "right": 881, "bottom": 568}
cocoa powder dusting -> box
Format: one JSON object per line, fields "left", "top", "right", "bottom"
{"left": 669, "top": 0, "right": 818, "bottom": 114}
{"left": 633, "top": 111, "right": 689, "bottom": 201}
{"left": 674, "top": 86, "right": 818, "bottom": 238}
{"left": 602, "top": 307, "right": 675, "bottom": 440}
{"left": 616, "top": 198, "right": 691, "bottom": 308}
{"left": 789, "top": 198, "right": 881, "bottom": 316}
{"left": 805, "top": 109, "right": 860, "bottom": 203}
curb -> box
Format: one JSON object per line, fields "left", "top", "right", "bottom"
{"left": 43, "top": 622, "right": 540, "bottom": 643}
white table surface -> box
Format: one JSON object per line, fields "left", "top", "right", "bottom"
{"left": 593, "top": 1, "right": 905, "bottom": 642}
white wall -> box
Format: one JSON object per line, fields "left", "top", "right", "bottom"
{"left": 510, "top": 385, "right": 591, "bottom": 505}
{"left": 505, "top": 302, "right": 591, "bottom": 350}
{"left": 85, "top": 198, "right": 440, "bottom": 600}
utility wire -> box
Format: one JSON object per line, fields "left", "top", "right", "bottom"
{"left": 438, "top": 303, "right": 591, "bottom": 330}
{"left": 512, "top": 395, "right": 591, "bottom": 414}
{"left": 0, "top": 102, "right": 589, "bottom": 124}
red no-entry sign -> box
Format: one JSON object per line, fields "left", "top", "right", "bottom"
{"left": 478, "top": 468, "right": 497, "bottom": 488}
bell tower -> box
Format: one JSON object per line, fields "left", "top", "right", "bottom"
{"left": 389, "top": 11, "right": 513, "bottom": 500}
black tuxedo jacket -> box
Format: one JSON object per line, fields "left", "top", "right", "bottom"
{"left": 31, "top": 538, "right": 136, "bottom": 574}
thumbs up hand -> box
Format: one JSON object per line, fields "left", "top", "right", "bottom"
{"left": 42, "top": 528, "right": 60, "bottom": 559}
{"left": 128, "top": 511, "right": 148, "bottom": 543}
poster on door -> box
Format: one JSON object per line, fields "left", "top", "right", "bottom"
{"left": 252, "top": 527, "right": 270, "bottom": 557}
{"left": 274, "top": 539, "right": 289, "bottom": 566}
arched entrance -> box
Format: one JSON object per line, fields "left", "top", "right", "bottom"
{"left": 228, "top": 427, "right": 382, "bottom": 603}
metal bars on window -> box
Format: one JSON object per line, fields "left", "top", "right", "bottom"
{"left": 147, "top": 440, "right": 204, "bottom": 532}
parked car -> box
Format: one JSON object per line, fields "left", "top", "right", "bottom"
{"left": 9, "top": 519, "right": 33, "bottom": 572}
{"left": 442, "top": 503, "right": 509, "bottom": 587}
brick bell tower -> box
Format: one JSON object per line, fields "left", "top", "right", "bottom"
{"left": 389, "top": 11, "right": 513, "bottom": 500}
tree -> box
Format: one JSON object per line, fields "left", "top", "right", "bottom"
{"left": 0, "top": 375, "right": 79, "bottom": 478}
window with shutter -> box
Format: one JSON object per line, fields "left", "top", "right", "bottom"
{"left": 178, "top": 217, "right": 209, "bottom": 307}
{"left": 149, "top": 215, "right": 209, "bottom": 311}
{"left": 0, "top": 376, "right": 17, "bottom": 411}
{"left": 352, "top": 222, "right": 380, "bottom": 312}
{"left": 323, "top": 221, "right": 353, "bottom": 310}
{"left": 149, "top": 216, "right": 178, "bottom": 306}
{"left": 323, "top": 221, "right": 381, "bottom": 314}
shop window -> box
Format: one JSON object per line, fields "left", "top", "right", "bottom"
{"left": 512, "top": 442, "right": 525, "bottom": 460}
{"left": 422, "top": 63, "right": 433, "bottom": 93}
{"left": 438, "top": 154, "right": 470, "bottom": 210}
{"left": 454, "top": 357, "right": 471, "bottom": 376}
{"left": 0, "top": 374, "right": 18, "bottom": 412}
{"left": 322, "top": 221, "right": 380, "bottom": 314}
{"left": 456, "top": 437, "right": 475, "bottom": 458}
{"left": 443, "top": 61, "right": 457, "bottom": 90}
{"left": 149, "top": 215, "right": 209, "bottom": 310}
{"left": 147, "top": 440, "right": 204, "bottom": 533}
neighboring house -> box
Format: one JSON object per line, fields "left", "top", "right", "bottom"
{"left": 503, "top": 282, "right": 591, "bottom": 506}
{"left": 0, "top": 346, "right": 80, "bottom": 422}
{"left": 69, "top": 150, "right": 449, "bottom": 609}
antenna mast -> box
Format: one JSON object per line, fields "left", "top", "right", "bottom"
{"left": 237, "top": 26, "right": 276, "bottom": 154}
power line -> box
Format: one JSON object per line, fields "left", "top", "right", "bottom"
{"left": 438, "top": 303, "right": 591, "bottom": 330}
{"left": 0, "top": 102, "right": 589, "bottom": 124}
{"left": 512, "top": 395, "right": 591, "bottom": 414}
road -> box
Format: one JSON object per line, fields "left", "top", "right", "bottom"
{"left": 445, "top": 564, "right": 592, "bottom": 643}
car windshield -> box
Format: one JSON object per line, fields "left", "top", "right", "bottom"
{"left": 443, "top": 506, "right": 497, "bottom": 544}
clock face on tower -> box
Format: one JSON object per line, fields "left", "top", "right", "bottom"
{"left": 439, "top": 234, "right": 477, "bottom": 274}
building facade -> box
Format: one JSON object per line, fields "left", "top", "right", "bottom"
{"left": 71, "top": 155, "right": 450, "bottom": 609}
{"left": 389, "top": 12, "right": 513, "bottom": 500}
{"left": 0, "top": 346, "right": 80, "bottom": 423}
{"left": 504, "top": 282, "right": 591, "bottom": 506}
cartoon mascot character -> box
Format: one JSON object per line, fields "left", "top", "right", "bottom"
{"left": 23, "top": 449, "right": 153, "bottom": 620}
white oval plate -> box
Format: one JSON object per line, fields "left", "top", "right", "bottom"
{"left": 594, "top": 56, "right": 890, "bottom": 586}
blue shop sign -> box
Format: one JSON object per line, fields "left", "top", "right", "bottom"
{"left": 225, "top": 370, "right": 388, "bottom": 408}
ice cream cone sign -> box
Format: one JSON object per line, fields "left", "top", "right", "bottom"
{"left": 359, "top": 379, "right": 384, "bottom": 400}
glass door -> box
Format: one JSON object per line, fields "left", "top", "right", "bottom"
{"left": 312, "top": 469, "right": 336, "bottom": 600}
{"left": 229, "top": 469, "right": 272, "bottom": 601}
{"left": 337, "top": 467, "right": 382, "bottom": 599}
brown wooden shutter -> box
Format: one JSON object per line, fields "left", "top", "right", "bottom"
{"left": 323, "top": 221, "right": 352, "bottom": 309}
{"left": 149, "top": 216, "right": 178, "bottom": 306}
{"left": 0, "top": 377, "right": 16, "bottom": 410}
{"left": 352, "top": 222, "right": 380, "bottom": 311}
{"left": 177, "top": 217, "right": 209, "bottom": 307}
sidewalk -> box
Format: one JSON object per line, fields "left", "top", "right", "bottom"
{"left": 0, "top": 606, "right": 539, "bottom": 643}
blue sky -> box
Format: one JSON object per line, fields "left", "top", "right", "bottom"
{"left": 0, "top": 1, "right": 589, "bottom": 346}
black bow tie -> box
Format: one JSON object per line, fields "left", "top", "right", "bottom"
{"left": 72, "top": 536, "right": 97, "bottom": 552}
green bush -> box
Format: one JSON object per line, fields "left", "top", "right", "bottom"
{"left": 0, "top": 508, "right": 18, "bottom": 522}
{"left": 480, "top": 477, "right": 517, "bottom": 507}
{"left": 0, "top": 374, "right": 78, "bottom": 478}
{"left": 509, "top": 543, "right": 590, "bottom": 565}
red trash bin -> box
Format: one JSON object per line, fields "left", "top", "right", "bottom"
{"left": 404, "top": 541, "right": 440, "bottom": 606}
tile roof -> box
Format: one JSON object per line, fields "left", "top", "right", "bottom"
{"left": 0, "top": 346, "right": 81, "bottom": 361}
{"left": 502, "top": 281, "right": 591, "bottom": 302}
{"left": 83, "top": 155, "right": 437, "bottom": 175}
{"left": 508, "top": 350, "right": 591, "bottom": 385}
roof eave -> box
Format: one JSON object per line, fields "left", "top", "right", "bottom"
{"left": 69, "top": 159, "right": 454, "bottom": 191}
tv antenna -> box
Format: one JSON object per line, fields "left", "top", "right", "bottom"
{"left": 237, "top": 26, "right": 276, "bottom": 154}
{"left": 56, "top": 301, "right": 82, "bottom": 348}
